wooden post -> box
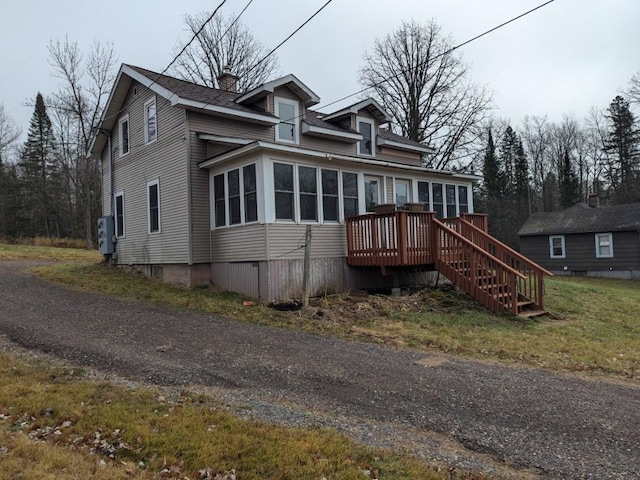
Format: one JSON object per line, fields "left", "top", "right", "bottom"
{"left": 302, "top": 225, "right": 313, "bottom": 308}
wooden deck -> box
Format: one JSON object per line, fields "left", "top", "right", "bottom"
{"left": 346, "top": 211, "right": 551, "bottom": 317}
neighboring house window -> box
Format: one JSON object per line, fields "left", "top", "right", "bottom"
{"left": 299, "top": 166, "right": 318, "bottom": 221}
{"left": 458, "top": 185, "right": 469, "bottom": 214}
{"left": 357, "top": 117, "right": 375, "bottom": 156}
{"left": 418, "top": 181, "right": 430, "bottom": 211}
{"left": 274, "top": 163, "right": 295, "bottom": 220}
{"left": 119, "top": 115, "right": 130, "bottom": 156}
{"left": 432, "top": 183, "right": 444, "bottom": 218}
{"left": 275, "top": 97, "right": 299, "bottom": 144}
{"left": 144, "top": 98, "right": 157, "bottom": 144}
{"left": 321, "top": 169, "right": 339, "bottom": 222}
{"left": 147, "top": 179, "right": 160, "bottom": 234}
{"left": 364, "top": 176, "right": 381, "bottom": 212}
{"left": 228, "top": 169, "right": 241, "bottom": 225}
{"left": 114, "top": 191, "right": 125, "bottom": 238}
{"left": 395, "top": 179, "right": 411, "bottom": 209}
{"left": 595, "top": 233, "right": 613, "bottom": 258}
{"left": 243, "top": 164, "right": 258, "bottom": 223}
{"left": 342, "top": 172, "right": 359, "bottom": 217}
{"left": 214, "top": 174, "right": 226, "bottom": 227}
{"left": 549, "top": 235, "right": 565, "bottom": 258}
{"left": 212, "top": 164, "right": 259, "bottom": 228}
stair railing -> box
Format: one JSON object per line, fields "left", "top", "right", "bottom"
{"left": 457, "top": 218, "right": 553, "bottom": 311}
{"left": 433, "top": 218, "right": 525, "bottom": 315}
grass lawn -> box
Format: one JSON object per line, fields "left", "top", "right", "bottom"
{"left": 0, "top": 351, "right": 472, "bottom": 480}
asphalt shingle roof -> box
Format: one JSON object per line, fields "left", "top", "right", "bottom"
{"left": 518, "top": 203, "right": 640, "bottom": 236}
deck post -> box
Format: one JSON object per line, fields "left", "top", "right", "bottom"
{"left": 398, "top": 210, "right": 408, "bottom": 265}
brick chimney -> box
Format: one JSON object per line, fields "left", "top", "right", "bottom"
{"left": 217, "top": 65, "right": 239, "bottom": 92}
{"left": 588, "top": 192, "right": 600, "bottom": 208}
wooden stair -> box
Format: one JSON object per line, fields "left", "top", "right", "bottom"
{"left": 434, "top": 217, "right": 552, "bottom": 318}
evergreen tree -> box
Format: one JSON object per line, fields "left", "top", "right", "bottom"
{"left": 19, "top": 93, "right": 59, "bottom": 237}
{"left": 514, "top": 138, "right": 531, "bottom": 224}
{"left": 559, "top": 149, "right": 580, "bottom": 208}
{"left": 481, "top": 129, "right": 506, "bottom": 200}
{"left": 605, "top": 96, "right": 639, "bottom": 196}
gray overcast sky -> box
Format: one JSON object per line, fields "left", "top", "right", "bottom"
{"left": 1, "top": 0, "right": 639, "bottom": 141}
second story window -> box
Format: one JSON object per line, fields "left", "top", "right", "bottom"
{"left": 119, "top": 115, "right": 129, "bottom": 157}
{"left": 145, "top": 98, "right": 157, "bottom": 144}
{"left": 357, "top": 117, "right": 375, "bottom": 156}
{"left": 275, "top": 98, "right": 299, "bottom": 144}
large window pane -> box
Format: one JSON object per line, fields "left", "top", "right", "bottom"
{"left": 243, "top": 164, "right": 257, "bottom": 223}
{"left": 418, "top": 181, "right": 430, "bottom": 210}
{"left": 148, "top": 182, "right": 160, "bottom": 233}
{"left": 214, "top": 174, "right": 225, "bottom": 227}
{"left": 432, "top": 183, "right": 443, "bottom": 218}
{"left": 358, "top": 120, "right": 372, "bottom": 155}
{"left": 343, "top": 172, "right": 359, "bottom": 217}
{"left": 277, "top": 101, "right": 296, "bottom": 142}
{"left": 458, "top": 185, "right": 469, "bottom": 214}
{"left": 446, "top": 184, "right": 457, "bottom": 218}
{"left": 299, "top": 166, "right": 317, "bottom": 221}
{"left": 322, "top": 169, "right": 338, "bottom": 221}
{"left": 228, "top": 169, "right": 241, "bottom": 225}
{"left": 365, "top": 177, "right": 380, "bottom": 212}
{"left": 274, "top": 163, "right": 294, "bottom": 220}
{"left": 115, "top": 193, "right": 124, "bottom": 237}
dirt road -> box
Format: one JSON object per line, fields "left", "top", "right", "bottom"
{"left": 0, "top": 261, "right": 638, "bottom": 479}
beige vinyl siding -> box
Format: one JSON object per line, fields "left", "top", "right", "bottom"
{"left": 385, "top": 176, "right": 394, "bottom": 203}
{"left": 266, "top": 223, "right": 347, "bottom": 260}
{"left": 188, "top": 112, "right": 272, "bottom": 142}
{"left": 110, "top": 87, "right": 189, "bottom": 265}
{"left": 188, "top": 132, "right": 212, "bottom": 263}
{"left": 376, "top": 148, "right": 423, "bottom": 166}
{"left": 299, "top": 134, "right": 354, "bottom": 156}
{"left": 101, "top": 146, "right": 111, "bottom": 216}
{"left": 211, "top": 223, "right": 268, "bottom": 262}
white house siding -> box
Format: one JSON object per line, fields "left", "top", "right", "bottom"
{"left": 109, "top": 87, "right": 189, "bottom": 265}
{"left": 187, "top": 132, "right": 212, "bottom": 264}
{"left": 101, "top": 151, "right": 111, "bottom": 216}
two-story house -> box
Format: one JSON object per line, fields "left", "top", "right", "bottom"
{"left": 93, "top": 64, "right": 543, "bottom": 310}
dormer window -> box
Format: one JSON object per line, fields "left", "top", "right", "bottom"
{"left": 357, "top": 117, "right": 375, "bottom": 156}
{"left": 275, "top": 97, "right": 299, "bottom": 144}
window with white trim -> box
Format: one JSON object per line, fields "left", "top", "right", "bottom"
{"left": 342, "top": 172, "right": 359, "bottom": 217}
{"left": 418, "top": 181, "right": 430, "bottom": 211}
{"left": 595, "top": 233, "right": 613, "bottom": 258}
{"left": 458, "top": 185, "right": 469, "bottom": 214}
{"left": 299, "top": 166, "right": 318, "bottom": 221}
{"left": 321, "top": 169, "right": 339, "bottom": 222}
{"left": 274, "top": 163, "right": 294, "bottom": 220}
{"left": 212, "top": 164, "right": 258, "bottom": 227}
{"left": 549, "top": 235, "right": 565, "bottom": 258}
{"left": 275, "top": 97, "right": 299, "bottom": 144}
{"left": 357, "top": 117, "right": 375, "bottom": 156}
{"left": 147, "top": 179, "right": 160, "bottom": 234}
{"left": 432, "top": 183, "right": 444, "bottom": 218}
{"left": 114, "top": 191, "right": 125, "bottom": 238}
{"left": 144, "top": 98, "right": 157, "bottom": 144}
{"left": 119, "top": 115, "right": 130, "bottom": 157}
{"left": 365, "top": 176, "right": 381, "bottom": 212}
{"left": 445, "top": 184, "right": 457, "bottom": 218}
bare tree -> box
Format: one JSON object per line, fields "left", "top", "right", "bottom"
{"left": 627, "top": 72, "right": 640, "bottom": 108}
{"left": 172, "top": 12, "right": 279, "bottom": 92}
{"left": 47, "top": 37, "right": 117, "bottom": 247}
{"left": 359, "top": 19, "right": 492, "bottom": 170}
{"left": 0, "top": 104, "right": 21, "bottom": 157}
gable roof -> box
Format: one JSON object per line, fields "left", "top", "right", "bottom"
{"left": 377, "top": 129, "right": 435, "bottom": 155}
{"left": 90, "top": 64, "right": 279, "bottom": 156}
{"left": 321, "top": 98, "right": 391, "bottom": 124}
{"left": 518, "top": 203, "right": 640, "bottom": 236}
{"left": 235, "top": 74, "right": 320, "bottom": 107}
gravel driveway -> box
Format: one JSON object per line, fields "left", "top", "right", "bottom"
{"left": 0, "top": 261, "right": 638, "bottom": 479}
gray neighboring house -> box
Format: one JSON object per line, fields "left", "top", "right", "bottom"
{"left": 90, "top": 64, "right": 479, "bottom": 300}
{"left": 518, "top": 202, "right": 640, "bottom": 279}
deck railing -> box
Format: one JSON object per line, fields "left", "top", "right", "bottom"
{"left": 456, "top": 218, "right": 553, "bottom": 310}
{"left": 434, "top": 218, "right": 525, "bottom": 314}
{"left": 346, "top": 211, "right": 435, "bottom": 266}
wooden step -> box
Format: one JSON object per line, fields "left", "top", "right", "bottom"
{"left": 518, "top": 309, "right": 548, "bottom": 319}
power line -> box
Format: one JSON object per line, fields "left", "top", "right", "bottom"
{"left": 197, "top": 0, "right": 334, "bottom": 113}
{"left": 317, "top": 0, "right": 557, "bottom": 112}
